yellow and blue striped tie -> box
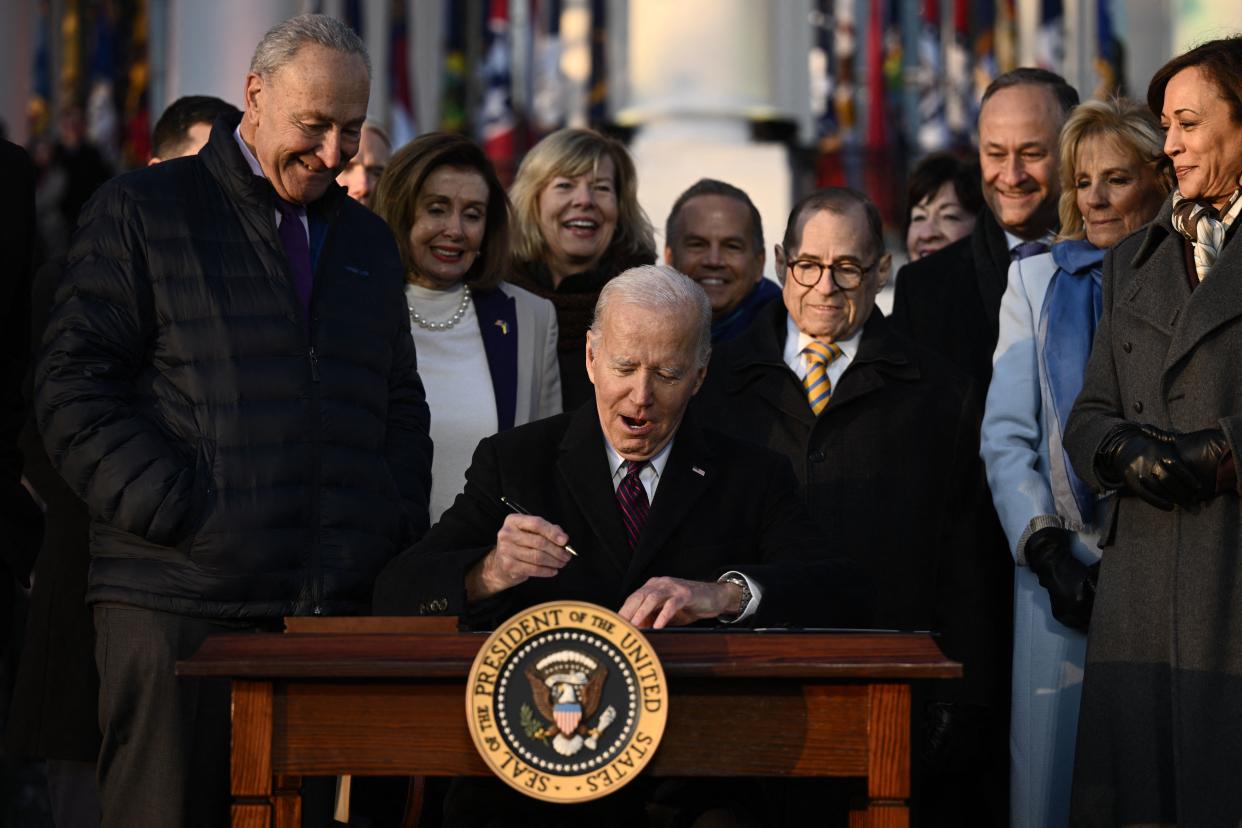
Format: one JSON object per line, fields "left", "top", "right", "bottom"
{"left": 802, "top": 341, "right": 844, "bottom": 415}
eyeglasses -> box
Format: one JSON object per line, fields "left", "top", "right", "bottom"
{"left": 786, "top": 257, "right": 878, "bottom": 289}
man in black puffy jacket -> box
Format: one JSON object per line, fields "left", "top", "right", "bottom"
{"left": 35, "top": 15, "right": 432, "bottom": 827}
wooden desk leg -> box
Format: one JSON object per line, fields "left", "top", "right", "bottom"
{"left": 231, "top": 680, "right": 275, "bottom": 828}
{"left": 856, "top": 683, "right": 911, "bottom": 828}
{"left": 273, "top": 775, "right": 303, "bottom": 828}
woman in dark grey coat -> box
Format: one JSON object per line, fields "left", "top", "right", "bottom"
{"left": 1064, "top": 36, "right": 1242, "bottom": 826}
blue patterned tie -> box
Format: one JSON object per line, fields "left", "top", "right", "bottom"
{"left": 616, "top": 461, "right": 649, "bottom": 551}
{"left": 1011, "top": 240, "right": 1050, "bottom": 261}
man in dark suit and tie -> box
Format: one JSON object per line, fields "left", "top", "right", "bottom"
{"left": 890, "top": 67, "right": 1078, "bottom": 398}
{"left": 375, "top": 264, "right": 869, "bottom": 631}
{"left": 375, "top": 263, "right": 870, "bottom": 826}
{"left": 693, "top": 188, "right": 998, "bottom": 824}
{"left": 887, "top": 68, "right": 1078, "bottom": 823}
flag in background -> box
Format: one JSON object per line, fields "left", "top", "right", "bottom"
{"left": 479, "top": 0, "right": 517, "bottom": 180}
{"left": 60, "top": 0, "right": 83, "bottom": 112}
{"left": 1036, "top": 0, "right": 1064, "bottom": 73}
{"left": 121, "top": 0, "right": 150, "bottom": 167}
{"left": 810, "top": 0, "right": 840, "bottom": 187}
{"left": 390, "top": 0, "right": 417, "bottom": 147}
{"left": 30, "top": 0, "right": 53, "bottom": 135}
{"left": 809, "top": 0, "right": 838, "bottom": 145}
{"left": 344, "top": 0, "right": 363, "bottom": 35}
{"left": 86, "top": 0, "right": 120, "bottom": 165}
{"left": 972, "top": 0, "right": 999, "bottom": 119}
{"left": 531, "top": 0, "right": 566, "bottom": 135}
{"left": 863, "top": 0, "right": 903, "bottom": 222}
{"left": 915, "top": 0, "right": 949, "bottom": 153}
{"left": 945, "top": 0, "right": 973, "bottom": 146}
{"left": 587, "top": 0, "right": 608, "bottom": 126}
{"left": 1095, "top": 0, "right": 1125, "bottom": 98}
{"left": 832, "top": 0, "right": 857, "bottom": 139}
{"left": 995, "top": 0, "right": 1017, "bottom": 74}
{"left": 440, "top": 0, "right": 468, "bottom": 132}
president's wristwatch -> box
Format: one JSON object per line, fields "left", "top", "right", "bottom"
{"left": 719, "top": 574, "right": 753, "bottom": 621}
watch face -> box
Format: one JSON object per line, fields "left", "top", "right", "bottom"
{"left": 465, "top": 601, "right": 669, "bottom": 803}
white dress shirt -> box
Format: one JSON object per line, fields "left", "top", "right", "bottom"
{"left": 602, "top": 437, "right": 762, "bottom": 622}
{"left": 233, "top": 126, "right": 309, "bottom": 241}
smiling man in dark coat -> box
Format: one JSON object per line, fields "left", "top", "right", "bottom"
{"left": 694, "top": 187, "right": 998, "bottom": 824}
{"left": 35, "top": 15, "right": 431, "bottom": 827}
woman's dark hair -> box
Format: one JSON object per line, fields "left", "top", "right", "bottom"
{"left": 1147, "top": 36, "right": 1242, "bottom": 124}
{"left": 372, "top": 132, "right": 511, "bottom": 290}
{"left": 903, "top": 152, "right": 983, "bottom": 237}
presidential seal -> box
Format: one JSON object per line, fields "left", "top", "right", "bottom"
{"left": 465, "top": 601, "right": 668, "bottom": 803}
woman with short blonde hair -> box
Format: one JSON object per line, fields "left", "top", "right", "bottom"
{"left": 981, "top": 94, "right": 1170, "bottom": 826}
{"left": 1055, "top": 98, "right": 1173, "bottom": 241}
{"left": 506, "top": 128, "right": 655, "bottom": 408}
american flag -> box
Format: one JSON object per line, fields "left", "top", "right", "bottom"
{"left": 479, "top": 0, "right": 517, "bottom": 180}
{"left": 916, "top": 0, "right": 949, "bottom": 153}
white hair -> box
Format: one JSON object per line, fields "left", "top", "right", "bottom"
{"left": 250, "top": 14, "right": 371, "bottom": 79}
{"left": 589, "top": 264, "right": 712, "bottom": 368}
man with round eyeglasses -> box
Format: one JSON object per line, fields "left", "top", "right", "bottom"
{"left": 694, "top": 187, "right": 999, "bottom": 824}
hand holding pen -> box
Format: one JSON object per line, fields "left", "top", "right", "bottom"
{"left": 466, "top": 496, "right": 578, "bottom": 603}
{"left": 501, "top": 497, "right": 578, "bottom": 556}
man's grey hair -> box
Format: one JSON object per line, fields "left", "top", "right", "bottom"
{"left": 589, "top": 265, "right": 712, "bottom": 368}
{"left": 250, "top": 14, "right": 371, "bottom": 79}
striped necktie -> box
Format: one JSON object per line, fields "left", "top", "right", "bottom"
{"left": 616, "top": 461, "right": 649, "bottom": 551}
{"left": 802, "top": 341, "right": 844, "bottom": 415}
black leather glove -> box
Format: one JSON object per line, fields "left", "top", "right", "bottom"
{"left": 1174, "top": 428, "right": 1230, "bottom": 500}
{"left": 1025, "top": 527, "right": 1096, "bottom": 632}
{"left": 1095, "top": 423, "right": 1201, "bottom": 510}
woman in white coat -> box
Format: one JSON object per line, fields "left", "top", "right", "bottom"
{"left": 980, "top": 98, "right": 1170, "bottom": 827}
{"left": 374, "top": 133, "right": 562, "bottom": 524}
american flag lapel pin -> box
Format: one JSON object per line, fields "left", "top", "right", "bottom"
{"left": 494, "top": 320, "right": 509, "bottom": 335}
{"left": 691, "top": 465, "right": 706, "bottom": 477}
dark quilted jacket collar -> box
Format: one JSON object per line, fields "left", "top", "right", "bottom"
{"left": 201, "top": 111, "right": 348, "bottom": 224}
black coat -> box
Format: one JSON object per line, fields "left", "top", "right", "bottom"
{"left": 5, "top": 258, "right": 99, "bottom": 762}
{"left": 35, "top": 115, "right": 432, "bottom": 619}
{"left": 693, "top": 303, "right": 998, "bottom": 706}
{"left": 373, "top": 404, "right": 873, "bottom": 630}
{"left": 889, "top": 207, "right": 1011, "bottom": 401}
{"left": 1, "top": 139, "right": 40, "bottom": 590}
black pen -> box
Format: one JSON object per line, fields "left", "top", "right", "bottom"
{"left": 500, "top": 496, "right": 579, "bottom": 557}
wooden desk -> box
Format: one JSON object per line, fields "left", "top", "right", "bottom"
{"left": 179, "top": 624, "right": 958, "bottom": 828}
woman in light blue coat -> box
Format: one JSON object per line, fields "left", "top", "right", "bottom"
{"left": 981, "top": 98, "right": 1170, "bottom": 827}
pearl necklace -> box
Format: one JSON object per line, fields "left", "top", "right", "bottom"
{"left": 408, "top": 284, "right": 472, "bottom": 331}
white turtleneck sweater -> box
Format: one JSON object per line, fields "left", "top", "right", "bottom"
{"left": 405, "top": 282, "right": 498, "bottom": 523}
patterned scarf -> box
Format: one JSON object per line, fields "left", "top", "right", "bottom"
{"left": 1040, "top": 240, "right": 1105, "bottom": 529}
{"left": 1170, "top": 187, "right": 1242, "bottom": 281}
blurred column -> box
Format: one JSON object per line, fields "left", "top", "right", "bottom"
{"left": 620, "top": 0, "right": 809, "bottom": 280}
{"left": 164, "top": 0, "right": 300, "bottom": 111}
{"left": 1064, "top": 0, "right": 1098, "bottom": 98}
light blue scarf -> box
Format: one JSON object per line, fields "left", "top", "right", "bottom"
{"left": 1039, "top": 239, "right": 1104, "bottom": 527}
